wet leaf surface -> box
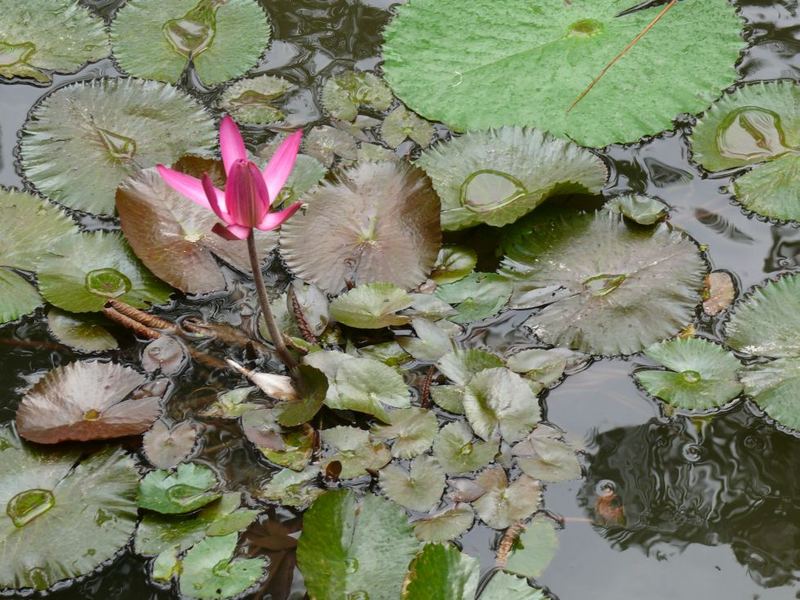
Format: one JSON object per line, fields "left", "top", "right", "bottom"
{"left": 138, "top": 463, "right": 221, "bottom": 515}
{"left": 379, "top": 455, "right": 445, "bottom": 512}
{"left": 179, "top": 533, "right": 266, "bottom": 600}
{"left": 402, "top": 543, "right": 479, "bottom": 600}
{"left": 47, "top": 309, "right": 118, "bottom": 353}
{"left": 142, "top": 419, "right": 198, "bottom": 469}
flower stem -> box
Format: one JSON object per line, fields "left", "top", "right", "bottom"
{"left": 247, "top": 232, "right": 298, "bottom": 373}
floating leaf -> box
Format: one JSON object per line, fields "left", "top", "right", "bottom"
{"left": 704, "top": 271, "right": 736, "bottom": 316}
{"left": 47, "top": 309, "right": 118, "bottom": 353}
{"left": 135, "top": 492, "right": 258, "bottom": 556}
{"left": 408, "top": 293, "right": 459, "bottom": 321}
{"left": 0, "top": 270, "right": 41, "bottom": 325}
{"left": 358, "top": 142, "right": 397, "bottom": 163}
{"left": 16, "top": 360, "right": 160, "bottom": 444}
{"left": 242, "top": 408, "right": 314, "bottom": 471}
{"left": 433, "top": 421, "right": 498, "bottom": 475}
{"left": 435, "top": 273, "right": 512, "bottom": 324}
{"left": 117, "top": 168, "right": 275, "bottom": 294}
{"left": 417, "top": 127, "right": 608, "bottom": 230}
{"left": 330, "top": 357, "right": 411, "bottom": 420}
{"left": 604, "top": 194, "right": 669, "bottom": 225}
{"left": 111, "top": 0, "right": 270, "bottom": 86}
{"left": 276, "top": 364, "right": 329, "bottom": 427}
{"left": 725, "top": 274, "right": 800, "bottom": 431}
{"left": 220, "top": 74, "right": 294, "bottom": 125}
{"left": 430, "top": 246, "right": 478, "bottom": 285}
{"left": 296, "top": 490, "right": 421, "bottom": 600}
{"left": 413, "top": 504, "right": 475, "bottom": 542}
{"left": 501, "top": 209, "right": 706, "bottom": 355}
{"left": 380, "top": 456, "right": 445, "bottom": 512}
{"left": 258, "top": 466, "right": 322, "bottom": 509}
{"left": 372, "top": 407, "right": 438, "bottom": 458}
{"left": 383, "top": 0, "right": 744, "bottom": 147}
{"left": 402, "top": 543, "right": 479, "bottom": 600}
{"left": 320, "top": 426, "right": 391, "bottom": 479}
{"left": 0, "top": 426, "right": 138, "bottom": 591}
{"left": 302, "top": 125, "right": 358, "bottom": 167}
{"left": 199, "top": 387, "right": 260, "bottom": 419}
{"left": 179, "top": 533, "right": 266, "bottom": 600}
{"left": 397, "top": 318, "right": 455, "bottom": 362}
{"left": 634, "top": 337, "right": 742, "bottom": 410}
{"left": 479, "top": 571, "right": 547, "bottom": 600}
{"left": 437, "top": 349, "right": 505, "bottom": 387}
{"left": 281, "top": 161, "right": 441, "bottom": 294}
{"left": 142, "top": 336, "right": 189, "bottom": 375}
{"left": 139, "top": 463, "right": 221, "bottom": 515}
{"left": 473, "top": 467, "right": 541, "bottom": 530}
{"left": 271, "top": 154, "right": 328, "bottom": 207}
{"left": 0, "top": 0, "right": 108, "bottom": 84}
{"left": 505, "top": 516, "right": 559, "bottom": 579}
{"left": 143, "top": 420, "right": 198, "bottom": 469}
{"left": 506, "top": 348, "right": 586, "bottom": 388}
{"left": 331, "top": 283, "right": 413, "bottom": 329}
{"left": 689, "top": 82, "right": 800, "bottom": 222}
{"left": 512, "top": 425, "right": 581, "bottom": 482}
{"left": 21, "top": 78, "right": 216, "bottom": 214}
{"left": 322, "top": 71, "right": 393, "bottom": 121}
{"left": 462, "top": 368, "right": 541, "bottom": 443}
{"left": 381, "top": 105, "right": 435, "bottom": 149}
{"left": 431, "top": 385, "right": 466, "bottom": 415}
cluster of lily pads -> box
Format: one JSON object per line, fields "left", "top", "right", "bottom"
{"left": 4, "top": 0, "right": 800, "bottom": 598}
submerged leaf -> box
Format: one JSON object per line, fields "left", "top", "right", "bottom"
{"left": 47, "top": 309, "right": 118, "bottom": 353}
{"left": 321, "top": 71, "right": 393, "bottom": 121}
{"left": 413, "top": 504, "right": 475, "bottom": 542}
{"left": 381, "top": 105, "right": 435, "bottom": 148}
{"left": 139, "top": 463, "right": 221, "bottom": 515}
{"left": 37, "top": 232, "right": 173, "bottom": 313}
{"left": 703, "top": 271, "right": 736, "bottom": 316}
{"left": 179, "top": 533, "right": 266, "bottom": 600}
{"left": 258, "top": 466, "right": 322, "bottom": 509}
{"left": 473, "top": 467, "right": 541, "bottom": 530}
{"left": 281, "top": 161, "right": 441, "bottom": 294}
{"left": 143, "top": 420, "right": 198, "bottom": 469}
{"left": 402, "top": 543, "right": 479, "bottom": 600}
{"left": 330, "top": 283, "right": 413, "bottom": 329}
{"left": 111, "top": 0, "right": 270, "bottom": 86}
{"left": 21, "top": 78, "right": 216, "bottom": 214}
{"left": 417, "top": 127, "right": 608, "bottom": 230}
{"left": 296, "top": 490, "right": 421, "bottom": 600}
{"left": 383, "top": 0, "right": 744, "bottom": 147}
{"left": 16, "top": 360, "right": 160, "bottom": 444}
{"left": 604, "top": 194, "right": 669, "bottom": 225}
{"left": 0, "top": 427, "right": 138, "bottom": 591}
{"left": 501, "top": 209, "right": 706, "bottom": 355}
{"left": 219, "top": 74, "right": 294, "bottom": 125}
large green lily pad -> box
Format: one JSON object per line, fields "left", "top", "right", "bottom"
{"left": 417, "top": 127, "right": 608, "bottom": 230}
{"left": 0, "top": 0, "right": 108, "bottom": 84}
{"left": 280, "top": 161, "right": 441, "bottom": 294}
{"left": 383, "top": 0, "right": 744, "bottom": 147}
{"left": 402, "top": 543, "right": 480, "bottom": 600}
{"left": 37, "top": 232, "right": 172, "bottom": 313}
{"left": 20, "top": 78, "right": 216, "bottom": 214}
{"left": 0, "top": 270, "right": 42, "bottom": 325}
{"left": 501, "top": 209, "right": 706, "bottom": 355}
{"left": 111, "top": 0, "right": 270, "bottom": 86}
{"left": 689, "top": 81, "right": 800, "bottom": 222}
{"left": 0, "top": 425, "right": 139, "bottom": 591}
{"left": 296, "top": 490, "right": 421, "bottom": 600}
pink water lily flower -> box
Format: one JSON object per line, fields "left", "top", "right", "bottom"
{"left": 157, "top": 115, "right": 303, "bottom": 240}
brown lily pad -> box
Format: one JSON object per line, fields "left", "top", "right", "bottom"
{"left": 142, "top": 419, "right": 199, "bottom": 469}
{"left": 16, "top": 360, "right": 161, "bottom": 444}
{"left": 703, "top": 271, "right": 736, "bottom": 316}
{"left": 116, "top": 167, "right": 276, "bottom": 294}
{"left": 280, "top": 161, "right": 441, "bottom": 294}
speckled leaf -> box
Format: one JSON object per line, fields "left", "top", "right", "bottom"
{"left": 431, "top": 385, "right": 465, "bottom": 415}
{"left": 383, "top": 0, "right": 744, "bottom": 147}
{"left": 179, "top": 533, "right": 266, "bottom": 600}
{"left": 321, "top": 426, "right": 391, "bottom": 479}
{"left": 220, "top": 74, "right": 294, "bottom": 125}
{"left": 138, "top": 463, "right": 221, "bottom": 515}
{"left": 302, "top": 125, "right": 358, "bottom": 167}
{"left": 381, "top": 105, "right": 435, "bottom": 148}
{"left": 402, "top": 543, "right": 479, "bottom": 600}
{"left": 733, "top": 153, "right": 800, "bottom": 222}
{"left": 258, "top": 466, "right": 322, "bottom": 510}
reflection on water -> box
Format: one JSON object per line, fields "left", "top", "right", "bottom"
{"left": 580, "top": 404, "right": 800, "bottom": 589}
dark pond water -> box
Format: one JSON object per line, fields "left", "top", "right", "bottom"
{"left": 3, "top": 0, "right": 800, "bottom": 598}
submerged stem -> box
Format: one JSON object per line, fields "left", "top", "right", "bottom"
{"left": 246, "top": 231, "right": 298, "bottom": 373}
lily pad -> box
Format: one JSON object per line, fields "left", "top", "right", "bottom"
{"left": 320, "top": 426, "right": 392, "bottom": 479}
{"left": 199, "top": 387, "right": 260, "bottom": 419}
{"left": 437, "top": 349, "right": 505, "bottom": 387}
{"left": 379, "top": 456, "right": 445, "bottom": 512}
{"left": 275, "top": 365, "right": 329, "bottom": 427}
{"left": 0, "top": 0, "right": 108, "bottom": 84}
{"left": 433, "top": 421, "right": 498, "bottom": 475}
{"left": 435, "top": 273, "right": 513, "bottom": 323}
{"left": 381, "top": 105, "right": 435, "bottom": 149}
{"left": 321, "top": 71, "right": 393, "bottom": 121}
{"left": 280, "top": 161, "right": 441, "bottom": 294}
{"left": 330, "top": 357, "right": 411, "bottom": 420}
{"left": 505, "top": 515, "right": 559, "bottom": 579}
{"left": 703, "top": 271, "right": 736, "bottom": 316}
{"left": 479, "top": 571, "right": 547, "bottom": 600}
{"left": 725, "top": 274, "right": 800, "bottom": 431}
{"left": 20, "top": 78, "right": 216, "bottom": 214}
{"left": 242, "top": 409, "right": 314, "bottom": 471}
{"left": 472, "top": 467, "right": 541, "bottom": 530}
{"left": 506, "top": 348, "right": 586, "bottom": 388}
{"left": 296, "top": 490, "right": 421, "bottom": 600}
{"left": 431, "top": 385, "right": 466, "bottom": 415}
{"left": 179, "top": 533, "right": 266, "bottom": 600}
{"left": 219, "top": 75, "right": 294, "bottom": 125}
{"left": 331, "top": 283, "right": 413, "bottom": 329}
{"left": 604, "top": 194, "right": 669, "bottom": 225}
{"left": 143, "top": 420, "right": 198, "bottom": 469}
{"left": 397, "top": 318, "right": 456, "bottom": 362}
{"left": 501, "top": 209, "right": 706, "bottom": 355}
{"left": 0, "top": 426, "right": 139, "bottom": 591}
{"left": 302, "top": 125, "right": 359, "bottom": 167}
{"left": 512, "top": 425, "right": 582, "bottom": 482}
{"left": 372, "top": 407, "right": 439, "bottom": 458}
{"left": 430, "top": 246, "right": 478, "bottom": 285}
{"left": 141, "top": 336, "right": 189, "bottom": 375}
{"left": 116, "top": 168, "right": 276, "bottom": 294}
{"left": 634, "top": 337, "right": 742, "bottom": 410}
{"left": 689, "top": 82, "right": 800, "bottom": 222}
{"left": 413, "top": 504, "right": 475, "bottom": 542}
{"left": 37, "top": 232, "right": 173, "bottom": 313}
{"left": 47, "top": 309, "right": 118, "bottom": 353}
{"left": 258, "top": 466, "right": 322, "bottom": 509}
{"left": 383, "top": 0, "right": 744, "bottom": 147}
{"left": 462, "top": 368, "right": 541, "bottom": 443}
{"left": 402, "top": 543, "right": 479, "bottom": 600}
{"left": 111, "top": 0, "right": 270, "bottom": 86}
{"left": 0, "top": 270, "right": 42, "bottom": 325}
{"left": 417, "top": 127, "right": 608, "bottom": 230}
{"left": 16, "top": 360, "right": 161, "bottom": 444}
{"left": 138, "top": 463, "right": 221, "bottom": 515}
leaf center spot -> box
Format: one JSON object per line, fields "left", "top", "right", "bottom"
{"left": 7, "top": 488, "right": 55, "bottom": 528}
{"left": 582, "top": 273, "right": 627, "bottom": 297}
{"left": 680, "top": 370, "right": 702, "bottom": 384}
{"left": 85, "top": 268, "right": 132, "bottom": 298}
{"left": 83, "top": 408, "right": 102, "bottom": 421}
{"left": 162, "top": 0, "right": 219, "bottom": 60}
{"left": 567, "top": 19, "right": 603, "bottom": 38}
{"left": 96, "top": 127, "right": 137, "bottom": 161}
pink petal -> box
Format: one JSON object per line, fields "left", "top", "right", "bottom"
{"left": 256, "top": 202, "right": 302, "bottom": 231}
{"left": 226, "top": 160, "right": 271, "bottom": 227}
{"left": 220, "top": 115, "right": 248, "bottom": 175}
{"left": 157, "top": 164, "right": 226, "bottom": 211}
{"left": 202, "top": 174, "right": 231, "bottom": 223}
{"left": 263, "top": 130, "right": 302, "bottom": 204}
{"left": 212, "top": 223, "right": 251, "bottom": 240}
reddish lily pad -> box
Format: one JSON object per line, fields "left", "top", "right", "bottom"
{"left": 280, "top": 161, "right": 441, "bottom": 294}
{"left": 16, "top": 360, "right": 161, "bottom": 444}
{"left": 143, "top": 419, "right": 199, "bottom": 469}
